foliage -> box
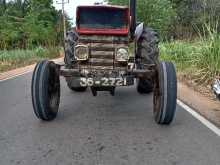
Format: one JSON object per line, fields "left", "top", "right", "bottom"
{"left": 108, "top": 0, "right": 220, "bottom": 39}
{"left": 0, "top": 47, "right": 60, "bottom": 72}
{"left": 107, "top": 0, "right": 176, "bottom": 37}
{"left": 170, "top": 0, "right": 220, "bottom": 39}
{"left": 160, "top": 25, "right": 220, "bottom": 85}
{"left": 0, "top": 0, "right": 69, "bottom": 49}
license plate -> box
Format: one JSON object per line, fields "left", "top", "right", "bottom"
{"left": 80, "top": 77, "right": 126, "bottom": 87}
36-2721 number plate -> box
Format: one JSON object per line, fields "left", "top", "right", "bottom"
{"left": 80, "top": 77, "right": 126, "bottom": 87}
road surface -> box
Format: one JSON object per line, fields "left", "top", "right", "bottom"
{"left": 0, "top": 72, "right": 219, "bottom": 165}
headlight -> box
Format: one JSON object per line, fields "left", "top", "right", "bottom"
{"left": 116, "top": 48, "right": 129, "bottom": 62}
{"left": 75, "top": 45, "right": 89, "bottom": 61}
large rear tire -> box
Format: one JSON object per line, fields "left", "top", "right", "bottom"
{"left": 64, "top": 30, "right": 78, "bottom": 67}
{"left": 136, "top": 28, "right": 159, "bottom": 94}
{"left": 31, "top": 60, "right": 60, "bottom": 121}
{"left": 153, "top": 61, "right": 177, "bottom": 125}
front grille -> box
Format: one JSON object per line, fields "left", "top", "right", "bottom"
{"left": 89, "top": 43, "right": 114, "bottom": 69}
{"left": 77, "top": 36, "right": 129, "bottom": 70}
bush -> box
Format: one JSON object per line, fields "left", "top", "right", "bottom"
{"left": 0, "top": 47, "right": 60, "bottom": 72}
{"left": 160, "top": 32, "right": 220, "bottom": 85}
{"left": 171, "top": 0, "right": 220, "bottom": 39}
{"left": 0, "top": 0, "right": 65, "bottom": 50}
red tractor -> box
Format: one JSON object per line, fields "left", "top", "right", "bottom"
{"left": 31, "top": 0, "right": 177, "bottom": 125}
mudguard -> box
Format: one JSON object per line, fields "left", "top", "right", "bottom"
{"left": 135, "top": 23, "right": 144, "bottom": 41}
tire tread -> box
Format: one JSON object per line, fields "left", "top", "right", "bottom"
{"left": 154, "top": 61, "right": 177, "bottom": 125}
{"left": 31, "top": 60, "right": 60, "bottom": 121}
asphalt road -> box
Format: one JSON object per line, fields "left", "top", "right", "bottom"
{"left": 0, "top": 72, "right": 219, "bottom": 165}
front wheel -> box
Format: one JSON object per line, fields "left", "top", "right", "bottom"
{"left": 31, "top": 60, "right": 60, "bottom": 121}
{"left": 153, "top": 61, "right": 177, "bottom": 125}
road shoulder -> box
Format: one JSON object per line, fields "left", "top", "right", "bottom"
{"left": 0, "top": 58, "right": 63, "bottom": 81}
{"left": 178, "top": 82, "right": 220, "bottom": 127}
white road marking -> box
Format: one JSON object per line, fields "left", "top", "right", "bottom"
{"left": 0, "top": 70, "right": 33, "bottom": 82}
{"left": 177, "top": 99, "right": 220, "bottom": 137}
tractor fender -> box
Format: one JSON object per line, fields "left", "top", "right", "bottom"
{"left": 135, "top": 22, "right": 144, "bottom": 41}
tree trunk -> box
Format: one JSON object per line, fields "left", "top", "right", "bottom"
{"left": 3, "top": 0, "right": 6, "bottom": 11}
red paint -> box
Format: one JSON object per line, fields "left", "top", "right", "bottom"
{"left": 76, "top": 5, "right": 130, "bottom": 36}
{"left": 77, "top": 28, "right": 129, "bottom": 36}
{"left": 77, "top": 5, "right": 129, "bottom": 10}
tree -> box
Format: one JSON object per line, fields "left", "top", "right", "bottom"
{"left": 108, "top": 0, "right": 176, "bottom": 37}
{"left": 170, "top": 0, "right": 220, "bottom": 39}
{"left": 0, "top": 0, "right": 67, "bottom": 49}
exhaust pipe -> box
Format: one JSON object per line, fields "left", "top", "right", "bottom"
{"left": 130, "top": 0, "right": 136, "bottom": 38}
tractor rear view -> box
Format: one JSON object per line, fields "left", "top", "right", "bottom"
{"left": 31, "top": 0, "right": 177, "bottom": 125}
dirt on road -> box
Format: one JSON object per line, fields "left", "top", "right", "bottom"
{"left": 178, "top": 82, "right": 220, "bottom": 127}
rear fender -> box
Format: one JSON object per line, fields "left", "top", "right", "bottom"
{"left": 135, "top": 23, "right": 144, "bottom": 41}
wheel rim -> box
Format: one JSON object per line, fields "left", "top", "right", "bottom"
{"left": 153, "top": 80, "right": 160, "bottom": 113}
{"left": 153, "top": 66, "right": 162, "bottom": 119}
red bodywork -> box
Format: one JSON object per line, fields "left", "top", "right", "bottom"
{"left": 76, "top": 5, "right": 130, "bottom": 36}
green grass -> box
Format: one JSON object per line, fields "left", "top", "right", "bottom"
{"left": 160, "top": 36, "right": 220, "bottom": 85}
{"left": 0, "top": 47, "right": 61, "bottom": 72}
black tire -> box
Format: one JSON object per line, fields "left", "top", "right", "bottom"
{"left": 31, "top": 60, "right": 60, "bottom": 121}
{"left": 137, "top": 28, "right": 159, "bottom": 65}
{"left": 136, "top": 28, "right": 159, "bottom": 94}
{"left": 64, "top": 30, "right": 78, "bottom": 67}
{"left": 66, "top": 77, "right": 87, "bottom": 92}
{"left": 67, "top": 83, "right": 87, "bottom": 92}
{"left": 153, "top": 61, "right": 177, "bottom": 125}
{"left": 137, "top": 78, "right": 153, "bottom": 94}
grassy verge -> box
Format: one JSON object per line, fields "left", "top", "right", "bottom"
{"left": 0, "top": 47, "right": 61, "bottom": 72}
{"left": 160, "top": 36, "right": 220, "bottom": 86}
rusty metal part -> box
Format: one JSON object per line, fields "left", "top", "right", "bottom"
{"left": 59, "top": 66, "right": 155, "bottom": 79}
{"left": 128, "top": 69, "right": 155, "bottom": 78}
{"left": 75, "top": 35, "right": 130, "bottom": 70}
{"left": 59, "top": 67, "right": 80, "bottom": 77}
{"left": 79, "top": 35, "right": 129, "bottom": 44}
